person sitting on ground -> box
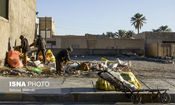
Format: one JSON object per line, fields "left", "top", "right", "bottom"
{"left": 56, "top": 47, "right": 73, "bottom": 75}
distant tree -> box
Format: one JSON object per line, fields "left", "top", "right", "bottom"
{"left": 131, "top": 13, "right": 146, "bottom": 34}
{"left": 116, "top": 30, "right": 126, "bottom": 38}
{"left": 126, "top": 30, "right": 135, "bottom": 39}
{"left": 152, "top": 25, "right": 171, "bottom": 32}
{"left": 106, "top": 32, "right": 114, "bottom": 37}
{"left": 102, "top": 33, "right": 105, "bottom": 36}
{"left": 152, "top": 29, "right": 160, "bottom": 32}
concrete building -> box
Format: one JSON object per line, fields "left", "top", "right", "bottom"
{"left": 0, "top": 0, "right": 36, "bottom": 64}
{"left": 38, "top": 17, "right": 55, "bottom": 39}
{"left": 47, "top": 35, "right": 145, "bottom": 56}
{"left": 134, "top": 32, "right": 175, "bottom": 57}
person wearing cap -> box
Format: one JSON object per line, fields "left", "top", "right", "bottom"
{"left": 19, "top": 35, "right": 30, "bottom": 67}
{"left": 56, "top": 47, "right": 73, "bottom": 75}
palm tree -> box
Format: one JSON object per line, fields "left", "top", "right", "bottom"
{"left": 131, "top": 13, "right": 146, "bottom": 34}
{"left": 126, "top": 30, "right": 135, "bottom": 39}
{"left": 152, "top": 25, "right": 171, "bottom": 32}
{"left": 159, "top": 25, "right": 171, "bottom": 32}
{"left": 116, "top": 30, "right": 126, "bottom": 38}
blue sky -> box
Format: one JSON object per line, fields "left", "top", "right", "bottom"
{"left": 37, "top": 0, "right": 175, "bottom": 35}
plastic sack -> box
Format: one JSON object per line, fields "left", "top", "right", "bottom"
{"left": 77, "top": 63, "right": 90, "bottom": 71}
{"left": 96, "top": 71, "right": 141, "bottom": 91}
{"left": 116, "top": 58, "right": 129, "bottom": 67}
{"left": 119, "top": 72, "right": 141, "bottom": 89}
{"left": 32, "top": 67, "right": 42, "bottom": 73}
{"left": 96, "top": 78, "right": 116, "bottom": 91}
{"left": 34, "top": 60, "right": 41, "bottom": 67}
{"left": 46, "top": 49, "right": 55, "bottom": 62}
{"left": 108, "top": 71, "right": 139, "bottom": 90}
{"left": 101, "top": 57, "right": 113, "bottom": 65}
{"left": 7, "top": 51, "right": 23, "bottom": 68}
{"left": 64, "top": 63, "right": 79, "bottom": 72}
{"left": 108, "top": 63, "right": 118, "bottom": 69}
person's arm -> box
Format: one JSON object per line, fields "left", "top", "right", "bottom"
{"left": 30, "top": 40, "right": 37, "bottom": 47}
{"left": 30, "top": 42, "right": 35, "bottom": 47}
{"left": 65, "top": 51, "right": 71, "bottom": 61}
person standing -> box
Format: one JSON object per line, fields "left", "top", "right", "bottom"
{"left": 56, "top": 47, "right": 73, "bottom": 75}
{"left": 19, "top": 35, "right": 30, "bottom": 67}
{"left": 35, "top": 35, "right": 46, "bottom": 64}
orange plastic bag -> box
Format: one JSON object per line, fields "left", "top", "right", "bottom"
{"left": 7, "top": 51, "right": 23, "bottom": 68}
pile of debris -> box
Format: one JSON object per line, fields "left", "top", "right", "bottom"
{"left": 0, "top": 55, "right": 132, "bottom": 78}
{"left": 0, "top": 49, "right": 58, "bottom": 77}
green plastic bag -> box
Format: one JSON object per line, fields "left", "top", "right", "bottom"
{"left": 32, "top": 67, "right": 42, "bottom": 73}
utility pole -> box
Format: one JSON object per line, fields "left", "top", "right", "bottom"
{"left": 45, "top": 16, "right": 47, "bottom": 42}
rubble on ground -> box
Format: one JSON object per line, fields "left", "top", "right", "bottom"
{"left": 0, "top": 57, "right": 132, "bottom": 78}
{"left": 1, "top": 54, "right": 174, "bottom": 79}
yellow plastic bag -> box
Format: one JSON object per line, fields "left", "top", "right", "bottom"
{"left": 101, "top": 57, "right": 113, "bottom": 65}
{"left": 96, "top": 78, "right": 116, "bottom": 91}
{"left": 96, "top": 71, "right": 141, "bottom": 91}
{"left": 46, "top": 49, "right": 55, "bottom": 62}
{"left": 119, "top": 72, "right": 141, "bottom": 89}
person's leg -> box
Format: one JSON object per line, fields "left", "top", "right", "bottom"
{"left": 23, "top": 52, "right": 28, "bottom": 67}
{"left": 56, "top": 60, "right": 63, "bottom": 75}
{"left": 56, "top": 59, "right": 62, "bottom": 74}
{"left": 36, "top": 50, "right": 40, "bottom": 60}
{"left": 60, "top": 61, "right": 63, "bottom": 74}
{"left": 41, "top": 49, "right": 45, "bottom": 64}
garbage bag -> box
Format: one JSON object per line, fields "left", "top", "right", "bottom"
{"left": 119, "top": 72, "right": 141, "bottom": 89}
{"left": 101, "top": 57, "right": 113, "bottom": 65}
{"left": 77, "top": 63, "right": 90, "bottom": 71}
{"left": 108, "top": 71, "right": 139, "bottom": 90}
{"left": 46, "top": 49, "right": 55, "bottom": 62}
{"left": 32, "top": 67, "right": 42, "bottom": 73}
{"left": 34, "top": 60, "right": 41, "bottom": 67}
{"left": 108, "top": 63, "right": 118, "bottom": 69}
{"left": 96, "top": 71, "right": 141, "bottom": 91}
{"left": 64, "top": 63, "right": 79, "bottom": 72}
{"left": 7, "top": 51, "right": 23, "bottom": 68}
{"left": 116, "top": 58, "right": 129, "bottom": 67}
{"left": 100, "top": 61, "right": 108, "bottom": 69}
{"left": 96, "top": 78, "right": 116, "bottom": 91}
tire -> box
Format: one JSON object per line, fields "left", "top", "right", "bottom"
{"left": 131, "top": 94, "right": 142, "bottom": 104}
{"left": 160, "top": 92, "right": 171, "bottom": 104}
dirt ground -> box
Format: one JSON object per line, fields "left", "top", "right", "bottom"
{"left": 130, "top": 60, "right": 175, "bottom": 79}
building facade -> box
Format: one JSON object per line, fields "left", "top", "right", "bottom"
{"left": 47, "top": 35, "right": 145, "bottom": 56}
{"left": 134, "top": 32, "right": 175, "bottom": 57}
{"left": 38, "top": 17, "right": 55, "bottom": 39}
{"left": 0, "top": 0, "right": 36, "bottom": 64}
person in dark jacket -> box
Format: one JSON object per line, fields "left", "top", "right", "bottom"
{"left": 35, "top": 35, "right": 46, "bottom": 64}
{"left": 56, "top": 47, "right": 73, "bottom": 75}
{"left": 30, "top": 35, "right": 46, "bottom": 64}
{"left": 19, "top": 35, "right": 30, "bottom": 67}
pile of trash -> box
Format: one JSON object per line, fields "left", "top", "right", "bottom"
{"left": 62, "top": 57, "right": 141, "bottom": 91}
{"left": 0, "top": 51, "right": 137, "bottom": 82}
{"left": 0, "top": 49, "right": 57, "bottom": 77}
